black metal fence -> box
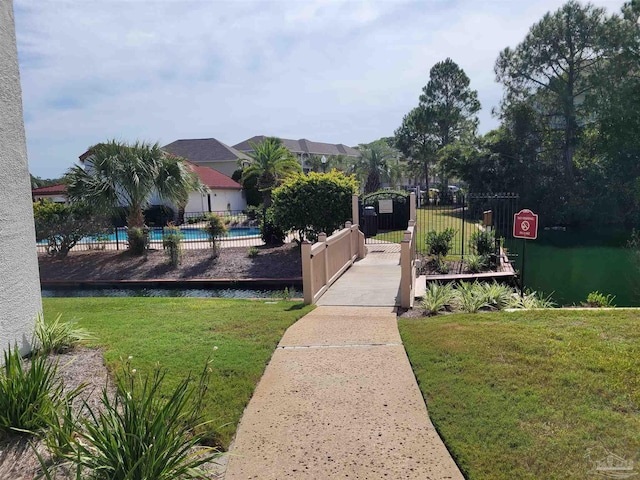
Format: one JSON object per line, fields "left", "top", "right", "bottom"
{"left": 360, "top": 193, "right": 520, "bottom": 258}
{"left": 37, "top": 210, "right": 266, "bottom": 254}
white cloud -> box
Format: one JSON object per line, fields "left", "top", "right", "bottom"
{"left": 14, "top": 0, "right": 626, "bottom": 178}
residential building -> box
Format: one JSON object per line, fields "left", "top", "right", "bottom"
{"left": 233, "top": 136, "right": 360, "bottom": 172}
{"left": 32, "top": 184, "right": 68, "bottom": 204}
{"left": 162, "top": 138, "right": 251, "bottom": 178}
{"left": 183, "top": 162, "right": 245, "bottom": 213}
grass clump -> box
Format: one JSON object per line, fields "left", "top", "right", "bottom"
{"left": 454, "top": 281, "right": 489, "bottom": 313}
{"left": 247, "top": 246, "right": 259, "bottom": 258}
{"left": 464, "top": 254, "right": 488, "bottom": 273}
{"left": 0, "top": 345, "right": 68, "bottom": 438}
{"left": 508, "top": 289, "right": 556, "bottom": 309}
{"left": 33, "top": 313, "right": 92, "bottom": 355}
{"left": 422, "top": 282, "right": 456, "bottom": 315}
{"left": 205, "top": 213, "right": 227, "bottom": 258}
{"left": 584, "top": 290, "right": 616, "bottom": 308}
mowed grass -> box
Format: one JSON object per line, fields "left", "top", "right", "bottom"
{"left": 399, "top": 309, "right": 640, "bottom": 479}
{"left": 43, "top": 297, "right": 313, "bottom": 449}
{"left": 373, "top": 206, "right": 479, "bottom": 255}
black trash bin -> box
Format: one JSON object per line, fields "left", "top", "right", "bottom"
{"left": 362, "top": 206, "right": 378, "bottom": 237}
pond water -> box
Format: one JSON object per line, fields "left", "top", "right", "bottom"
{"left": 508, "top": 228, "right": 639, "bottom": 306}
{"left": 41, "top": 287, "right": 302, "bottom": 299}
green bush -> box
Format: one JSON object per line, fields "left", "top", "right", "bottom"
{"left": 185, "top": 214, "right": 207, "bottom": 224}
{"left": 0, "top": 345, "right": 69, "bottom": 437}
{"left": 205, "top": 213, "right": 227, "bottom": 257}
{"left": 162, "top": 225, "right": 183, "bottom": 267}
{"left": 57, "top": 360, "right": 218, "bottom": 480}
{"left": 470, "top": 229, "right": 495, "bottom": 256}
{"left": 128, "top": 227, "right": 149, "bottom": 255}
{"left": 425, "top": 228, "right": 457, "bottom": 257}
{"left": 261, "top": 209, "right": 286, "bottom": 246}
{"left": 464, "top": 254, "right": 489, "bottom": 273}
{"left": 247, "top": 246, "right": 259, "bottom": 258}
{"left": 33, "top": 201, "right": 111, "bottom": 257}
{"left": 455, "top": 281, "right": 490, "bottom": 313}
{"left": 33, "top": 313, "right": 92, "bottom": 355}
{"left": 271, "top": 171, "right": 359, "bottom": 243}
{"left": 422, "top": 282, "right": 456, "bottom": 315}
{"left": 479, "top": 282, "right": 514, "bottom": 310}
{"left": 584, "top": 291, "right": 616, "bottom": 308}
{"left": 508, "top": 290, "right": 556, "bottom": 309}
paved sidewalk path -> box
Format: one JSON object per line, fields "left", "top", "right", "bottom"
{"left": 225, "top": 306, "right": 464, "bottom": 479}
{"left": 317, "top": 243, "right": 401, "bottom": 307}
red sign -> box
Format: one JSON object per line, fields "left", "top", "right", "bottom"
{"left": 513, "top": 209, "right": 538, "bottom": 239}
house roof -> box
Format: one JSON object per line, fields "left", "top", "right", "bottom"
{"left": 186, "top": 162, "right": 242, "bottom": 190}
{"left": 162, "top": 138, "right": 251, "bottom": 164}
{"left": 232, "top": 136, "right": 360, "bottom": 157}
{"left": 32, "top": 184, "right": 68, "bottom": 195}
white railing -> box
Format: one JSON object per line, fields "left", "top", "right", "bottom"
{"left": 301, "top": 222, "right": 366, "bottom": 305}
{"left": 400, "top": 220, "right": 417, "bottom": 308}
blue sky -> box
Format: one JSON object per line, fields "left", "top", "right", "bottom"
{"left": 15, "top": 0, "right": 625, "bottom": 179}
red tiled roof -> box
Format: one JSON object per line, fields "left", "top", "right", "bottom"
{"left": 32, "top": 184, "right": 68, "bottom": 195}
{"left": 186, "top": 162, "right": 241, "bottom": 190}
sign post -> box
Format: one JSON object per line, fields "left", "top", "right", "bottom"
{"left": 513, "top": 209, "right": 539, "bottom": 297}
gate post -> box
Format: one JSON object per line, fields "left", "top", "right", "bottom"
{"left": 301, "top": 241, "right": 313, "bottom": 305}
{"left": 410, "top": 192, "right": 416, "bottom": 221}
{"left": 352, "top": 194, "right": 359, "bottom": 226}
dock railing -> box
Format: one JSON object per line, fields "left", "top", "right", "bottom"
{"left": 400, "top": 220, "right": 417, "bottom": 308}
{"left": 301, "top": 222, "right": 366, "bottom": 305}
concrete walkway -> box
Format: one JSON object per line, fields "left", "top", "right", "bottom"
{"left": 317, "top": 243, "right": 402, "bottom": 307}
{"left": 225, "top": 305, "right": 464, "bottom": 479}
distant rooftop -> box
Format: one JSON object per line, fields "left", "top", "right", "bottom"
{"left": 32, "top": 184, "right": 67, "bottom": 195}
{"left": 185, "top": 161, "right": 241, "bottom": 190}
{"left": 233, "top": 136, "right": 360, "bottom": 157}
{"left": 162, "top": 138, "right": 251, "bottom": 164}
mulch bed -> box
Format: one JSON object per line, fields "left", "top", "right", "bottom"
{"left": 38, "top": 243, "right": 302, "bottom": 282}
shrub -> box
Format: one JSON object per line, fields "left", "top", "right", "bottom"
{"left": 425, "top": 228, "right": 457, "bottom": 257}
{"left": 271, "top": 171, "right": 359, "bottom": 243}
{"left": 247, "top": 246, "right": 259, "bottom": 258}
{"left": 128, "top": 227, "right": 149, "bottom": 255}
{"left": 422, "top": 282, "right": 456, "bottom": 315}
{"left": 454, "top": 282, "right": 489, "bottom": 313}
{"left": 33, "top": 313, "right": 92, "bottom": 355}
{"left": 185, "top": 214, "right": 207, "bottom": 225}
{"left": 33, "top": 201, "right": 111, "bottom": 257}
{"left": 508, "top": 290, "right": 556, "bottom": 309}
{"left": 162, "top": 225, "right": 183, "bottom": 267}
{"left": 584, "top": 291, "right": 616, "bottom": 308}
{"left": 60, "top": 360, "right": 218, "bottom": 480}
{"left": 479, "top": 282, "right": 513, "bottom": 310}
{"left": 470, "top": 229, "right": 495, "bottom": 256}
{"left": 464, "top": 254, "right": 489, "bottom": 273}
{"left": 261, "top": 209, "right": 286, "bottom": 246}
{"left": 0, "top": 345, "right": 68, "bottom": 437}
{"left": 205, "top": 213, "right": 227, "bottom": 257}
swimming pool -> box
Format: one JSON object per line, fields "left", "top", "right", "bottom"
{"left": 38, "top": 226, "right": 260, "bottom": 245}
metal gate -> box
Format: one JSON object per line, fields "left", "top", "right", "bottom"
{"left": 359, "top": 192, "right": 411, "bottom": 245}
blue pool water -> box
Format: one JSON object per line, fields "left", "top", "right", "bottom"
{"left": 39, "top": 226, "right": 260, "bottom": 244}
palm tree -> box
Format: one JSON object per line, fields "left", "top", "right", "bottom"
{"left": 67, "top": 140, "right": 202, "bottom": 251}
{"left": 356, "top": 145, "right": 395, "bottom": 194}
{"left": 240, "top": 137, "right": 302, "bottom": 206}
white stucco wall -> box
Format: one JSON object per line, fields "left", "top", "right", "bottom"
{"left": 185, "top": 189, "right": 246, "bottom": 213}
{"left": 0, "top": 1, "right": 42, "bottom": 355}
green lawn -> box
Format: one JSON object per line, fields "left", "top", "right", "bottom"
{"left": 399, "top": 310, "right": 640, "bottom": 479}
{"left": 43, "top": 298, "right": 313, "bottom": 449}
{"left": 373, "top": 206, "right": 479, "bottom": 255}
